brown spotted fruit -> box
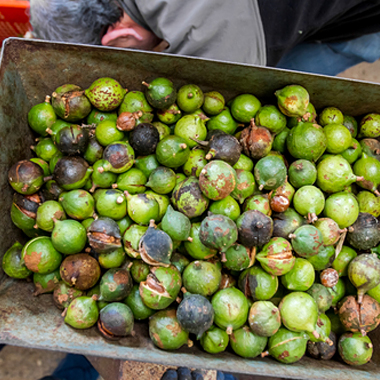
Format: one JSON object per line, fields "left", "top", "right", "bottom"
{"left": 269, "top": 181, "right": 295, "bottom": 213}
{"left": 240, "top": 121, "right": 273, "bottom": 160}
{"left": 64, "top": 296, "right": 99, "bottom": 329}
{"left": 320, "top": 268, "right": 339, "bottom": 288}
{"left": 53, "top": 282, "right": 84, "bottom": 310}
{"left": 94, "top": 268, "right": 133, "bottom": 302}
{"left": 338, "top": 332, "right": 373, "bottom": 366}
{"left": 248, "top": 301, "right": 281, "bottom": 337}
{"left": 314, "top": 218, "right": 346, "bottom": 246}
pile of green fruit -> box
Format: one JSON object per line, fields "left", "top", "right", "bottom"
{"left": 5, "top": 76, "right": 380, "bottom": 366}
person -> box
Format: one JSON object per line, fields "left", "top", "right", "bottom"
{"left": 29, "top": 0, "right": 380, "bottom": 76}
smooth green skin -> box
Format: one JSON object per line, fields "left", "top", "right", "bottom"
{"left": 324, "top": 192, "right": 359, "bottom": 229}
{"left": 130, "top": 260, "right": 150, "bottom": 282}
{"left": 59, "top": 190, "right": 94, "bottom": 220}
{"left": 177, "top": 84, "right": 204, "bottom": 113}
{"left": 183, "top": 261, "right": 221, "bottom": 296}
{"left": 36, "top": 201, "right": 66, "bottom": 232}
{"left": 33, "top": 138, "right": 59, "bottom": 162}
{"left": 281, "top": 258, "right": 315, "bottom": 291}
{"left": 268, "top": 328, "right": 309, "bottom": 364}
{"left": 152, "top": 121, "right": 171, "bottom": 141}
{"left": 332, "top": 246, "right": 357, "bottom": 277}
{"left": 140, "top": 266, "right": 182, "bottom": 309}
{"left": 307, "top": 284, "right": 332, "bottom": 313}
{"left": 183, "top": 149, "right": 207, "bottom": 177}
{"left": 359, "top": 113, "right": 380, "bottom": 138}
{"left": 255, "top": 105, "right": 286, "bottom": 134}
{"left": 95, "top": 120, "right": 124, "bottom": 146}
{"left": 156, "top": 104, "right": 182, "bottom": 125}
{"left": 174, "top": 115, "right": 207, "bottom": 148}
{"left": 233, "top": 154, "right": 254, "bottom": 172}
{"left": 51, "top": 219, "right": 87, "bottom": 255}
{"left": 49, "top": 152, "right": 64, "bottom": 173}
{"left": 239, "top": 266, "right": 279, "bottom": 301}
{"left": 11, "top": 203, "right": 35, "bottom": 231}
{"left": 156, "top": 135, "right": 190, "bottom": 168}
{"left": 123, "top": 224, "right": 148, "bottom": 258}
{"left": 134, "top": 155, "right": 159, "bottom": 178}
{"left": 86, "top": 285, "right": 109, "bottom": 310}
{"left": 286, "top": 122, "right": 327, "bottom": 162}
{"left": 184, "top": 223, "right": 217, "bottom": 260}
{"left": 223, "top": 244, "right": 251, "bottom": 271}
{"left": 209, "top": 196, "right": 241, "bottom": 221}
{"left": 248, "top": 301, "right": 281, "bottom": 337}
{"left": 288, "top": 159, "right": 317, "bottom": 188}
{"left": 2, "top": 242, "right": 31, "bottom": 279}
{"left": 161, "top": 205, "right": 191, "bottom": 241}
{"left": 33, "top": 269, "right": 61, "bottom": 294}
{"left": 326, "top": 309, "right": 347, "bottom": 335}
{"left": 354, "top": 153, "right": 380, "bottom": 192}
{"left": 308, "top": 313, "right": 331, "bottom": 343}
{"left": 145, "top": 191, "right": 169, "bottom": 222}
{"left": 367, "top": 282, "right": 380, "bottom": 303}
{"left": 243, "top": 194, "right": 271, "bottom": 215}
{"left": 307, "top": 245, "right": 335, "bottom": 271}
{"left": 279, "top": 292, "right": 318, "bottom": 334}
{"left": 175, "top": 173, "right": 186, "bottom": 185}
{"left": 144, "top": 77, "right": 176, "bottom": 109}
{"left": 272, "top": 127, "right": 290, "bottom": 153}
{"left": 200, "top": 325, "right": 229, "bottom": 354}
{"left": 339, "top": 333, "right": 373, "bottom": 366}
{"left": 98, "top": 268, "right": 133, "bottom": 302}
{"left": 254, "top": 156, "right": 287, "bottom": 190}
{"left": 291, "top": 225, "right": 324, "bottom": 258}
{"left": 22, "top": 237, "right": 62, "bottom": 274}
{"left": 98, "top": 247, "right": 125, "bottom": 269}
{"left": 348, "top": 254, "right": 380, "bottom": 299}
{"left": 115, "top": 168, "right": 147, "bottom": 194}
{"left": 212, "top": 287, "right": 249, "bottom": 332}
{"left": 203, "top": 92, "right": 225, "bottom": 116}
{"left": 170, "top": 252, "right": 189, "bottom": 273}
{"left": 124, "top": 285, "right": 154, "bottom": 320}
{"left": 65, "top": 297, "right": 99, "bottom": 329}
{"left": 146, "top": 167, "right": 176, "bottom": 195}
{"left": 343, "top": 115, "right": 358, "bottom": 137}
{"left": 319, "top": 107, "right": 344, "bottom": 126}
{"left": 327, "top": 278, "right": 346, "bottom": 307}
{"left": 324, "top": 123, "right": 353, "bottom": 154}
{"left": 91, "top": 160, "right": 117, "bottom": 190}
{"left": 207, "top": 107, "right": 239, "bottom": 135}
{"left": 149, "top": 309, "right": 189, "bottom": 350}
{"left": 118, "top": 90, "right": 153, "bottom": 120}
{"left": 85, "top": 77, "right": 125, "bottom": 111}
{"left": 341, "top": 139, "right": 362, "bottom": 164}
{"left": 199, "top": 160, "right": 237, "bottom": 201}
{"left": 231, "top": 170, "right": 255, "bottom": 205}
{"left": 116, "top": 215, "right": 133, "bottom": 235}
{"left": 230, "top": 326, "right": 268, "bottom": 358}
{"left": 86, "top": 109, "right": 117, "bottom": 125}
{"left": 82, "top": 218, "right": 94, "bottom": 233}
{"left": 275, "top": 85, "right": 309, "bottom": 117}
{"left": 125, "top": 192, "right": 159, "bottom": 225}
{"left": 96, "top": 189, "right": 126, "bottom": 220}
{"left": 231, "top": 94, "right": 261, "bottom": 122}
{"left": 28, "top": 100, "right": 57, "bottom": 136}
{"left": 357, "top": 191, "right": 380, "bottom": 217}
{"left": 293, "top": 185, "right": 325, "bottom": 217}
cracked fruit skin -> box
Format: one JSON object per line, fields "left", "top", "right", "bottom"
{"left": 184, "top": 223, "right": 217, "bottom": 260}
{"left": 149, "top": 309, "right": 190, "bottom": 350}
{"left": 254, "top": 156, "right": 287, "bottom": 191}
{"left": 248, "top": 301, "right": 281, "bottom": 337}
{"left": 200, "top": 325, "right": 229, "bottom": 354}
{"left": 65, "top": 296, "right": 99, "bottom": 329}
{"left": 281, "top": 258, "right": 315, "bottom": 291}
{"left": 286, "top": 122, "right": 326, "bottom": 162}
{"left": 290, "top": 225, "right": 324, "bottom": 258}
{"left": 33, "top": 269, "right": 61, "bottom": 296}
{"left": 53, "top": 282, "right": 84, "bottom": 310}
{"left": 231, "top": 94, "right": 261, "bottom": 123}
{"left": 324, "top": 192, "right": 359, "bottom": 229}
{"left": 211, "top": 287, "right": 249, "bottom": 334}
{"left": 275, "top": 85, "right": 309, "bottom": 117}
{"left": 338, "top": 332, "right": 373, "bottom": 366}
{"left": 2, "top": 242, "right": 32, "bottom": 279}
{"left": 230, "top": 325, "right": 268, "bottom": 358}
{"left": 124, "top": 284, "right": 154, "bottom": 320}
{"left": 293, "top": 186, "right": 325, "bottom": 218}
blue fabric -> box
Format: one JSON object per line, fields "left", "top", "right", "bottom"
{"left": 277, "top": 32, "right": 380, "bottom": 76}
{"left": 51, "top": 354, "right": 99, "bottom": 380}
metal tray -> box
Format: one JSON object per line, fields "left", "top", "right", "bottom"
{"left": 0, "top": 38, "right": 379, "bottom": 380}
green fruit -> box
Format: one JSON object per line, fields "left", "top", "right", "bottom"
{"left": 248, "top": 301, "right": 281, "bottom": 337}
{"left": 177, "top": 84, "right": 204, "bottom": 113}
{"left": 231, "top": 94, "right": 261, "bottom": 122}
{"left": 343, "top": 115, "right": 358, "bottom": 137}
{"left": 230, "top": 325, "right": 267, "bottom": 358}
{"left": 95, "top": 189, "right": 126, "bottom": 220}
{"left": 86, "top": 109, "right": 117, "bottom": 125}
{"left": 233, "top": 153, "right": 254, "bottom": 172}
{"left": 279, "top": 292, "right": 319, "bottom": 337}
{"left": 33, "top": 269, "right": 61, "bottom": 295}
{"left": 286, "top": 122, "right": 326, "bottom": 162}
{"left": 28, "top": 96, "right": 57, "bottom": 136}
{"left": 95, "top": 120, "right": 124, "bottom": 146}
{"left": 243, "top": 194, "right": 271, "bottom": 215}
{"left": 102, "top": 141, "right": 135, "bottom": 174}
{"left": 308, "top": 313, "right": 332, "bottom": 344}
{"left": 184, "top": 223, "right": 217, "bottom": 260}
{"left": 341, "top": 138, "right": 362, "bottom": 164}
{"left": 319, "top": 107, "right": 344, "bottom": 126}
{"left": 145, "top": 191, "right": 169, "bottom": 222}
{"left": 85, "top": 77, "right": 125, "bottom": 111}
{"left": 327, "top": 278, "right": 346, "bottom": 307}
{"left": 118, "top": 91, "right": 153, "bottom": 122}
{"left": 203, "top": 92, "right": 225, "bottom": 115}
{"left": 152, "top": 121, "right": 171, "bottom": 140}
{"left": 338, "top": 332, "right": 373, "bottom": 366}
{"left": 307, "top": 245, "right": 335, "bottom": 271}
{"left": 65, "top": 296, "right": 99, "bottom": 329}
{"left": 149, "top": 309, "right": 191, "bottom": 350}
{"left": 209, "top": 196, "right": 241, "bottom": 221}
{"left": 223, "top": 244, "right": 254, "bottom": 271}
{"left": 174, "top": 115, "right": 207, "bottom": 148}
{"left": 359, "top": 113, "right": 380, "bottom": 138}
{"left": 324, "top": 192, "right": 359, "bottom": 229}
{"left": 156, "top": 104, "right": 182, "bottom": 125}
{"left": 98, "top": 247, "right": 125, "bottom": 269}
{"left": 97, "top": 268, "right": 133, "bottom": 302}
{"left": 8, "top": 160, "right": 45, "bottom": 195}
{"left": 275, "top": 85, "right": 309, "bottom": 117}
{"left": 156, "top": 135, "right": 190, "bottom": 168}
{"left": 2, "top": 242, "right": 32, "bottom": 279}
{"left": 113, "top": 168, "right": 146, "bottom": 194}
{"left": 272, "top": 127, "right": 290, "bottom": 153}
{"left": 116, "top": 215, "right": 133, "bottom": 235}
{"left": 212, "top": 287, "right": 249, "bottom": 334}
{"left": 367, "top": 282, "right": 380, "bottom": 303}
{"left": 324, "top": 123, "right": 353, "bottom": 154}
{"left": 255, "top": 105, "right": 286, "bottom": 134}
{"left": 59, "top": 189, "right": 95, "bottom": 220}
{"left": 53, "top": 282, "right": 84, "bottom": 310}
{"left": 30, "top": 158, "right": 50, "bottom": 177}
{"left": 230, "top": 170, "right": 255, "bottom": 205}
{"left": 125, "top": 192, "right": 159, "bottom": 225}
{"left": 316, "top": 216, "right": 345, "bottom": 246}
{"left": 281, "top": 258, "right": 315, "bottom": 291}
{"left": 254, "top": 156, "right": 287, "bottom": 191}
{"left": 183, "top": 148, "right": 207, "bottom": 177}
{"left": 130, "top": 260, "right": 150, "bottom": 283}
{"left": 200, "top": 325, "right": 229, "bottom": 354}
{"left": 357, "top": 191, "right": 380, "bottom": 217}
{"left": 51, "top": 219, "right": 87, "bottom": 255}
{"left": 170, "top": 252, "right": 190, "bottom": 273}
{"left": 290, "top": 225, "right": 324, "bottom": 258}
{"left": 32, "top": 138, "right": 59, "bottom": 162}
{"left": 288, "top": 159, "right": 317, "bottom": 188}
{"left": 49, "top": 152, "right": 64, "bottom": 173}
{"left": 146, "top": 166, "right": 176, "bottom": 194}
{"left": 36, "top": 200, "right": 66, "bottom": 232}
{"left": 124, "top": 284, "right": 154, "bottom": 320}
{"left": 307, "top": 284, "right": 333, "bottom": 313}
{"left": 332, "top": 246, "right": 357, "bottom": 277}
{"left": 360, "top": 138, "right": 380, "bottom": 160}
{"left": 134, "top": 155, "right": 159, "bottom": 178}
{"left": 22, "top": 237, "right": 62, "bottom": 274}
{"left": 326, "top": 309, "right": 347, "bottom": 335}
{"left": 183, "top": 260, "right": 221, "bottom": 296}
{"left": 143, "top": 77, "right": 176, "bottom": 109}
{"left": 161, "top": 205, "right": 191, "bottom": 241}
{"left": 293, "top": 185, "right": 325, "bottom": 222}
{"left": 123, "top": 224, "right": 148, "bottom": 259}
{"left": 207, "top": 107, "right": 239, "bottom": 135}
{"left": 354, "top": 153, "right": 380, "bottom": 193}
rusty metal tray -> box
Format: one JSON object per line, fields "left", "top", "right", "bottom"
{"left": 0, "top": 38, "right": 380, "bottom": 380}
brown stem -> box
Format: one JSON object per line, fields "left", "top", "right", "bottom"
{"left": 141, "top": 81, "right": 150, "bottom": 88}
{"left": 61, "top": 308, "right": 68, "bottom": 317}
{"left": 97, "top": 166, "right": 104, "bottom": 173}
{"left": 221, "top": 252, "right": 227, "bottom": 262}
{"left": 181, "top": 287, "right": 188, "bottom": 294}
{"left": 89, "top": 183, "right": 97, "bottom": 193}
{"left": 176, "top": 296, "right": 182, "bottom": 304}
{"left": 45, "top": 128, "right": 53, "bottom": 135}
{"left": 326, "top": 338, "right": 334, "bottom": 346}
{"left": 358, "top": 292, "right": 364, "bottom": 304}
{"left": 259, "top": 185, "right": 264, "bottom": 191}
{"left": 91, "top": 294, "right": 99, "bottom": 301}
{"left": 374, "top": 189, "right": 380, "bottom": 197}
{"left": 356, "top": 176, "right": 364, "bottom": 182}
{"left": 288, "top": 233, "right": 296, "bottom": 239}
{"left": 261, "top": 351, "right": 269, "bottom": 358}
{"left": 33, "top": 224, "right": 38, "bottom": 229}
{"left": 312, "top": 330, "right": 320, "bottom": 339}
{"left": 52, "top": 92, "right": 57, "bottom": 98}
{"left": 116, "top": 196, "right": 124, "bottom": 204}
{"left": 348, "top": 226, "right": 355, "bottom": 233}
{"left": 187, "top": 339, "right": 194, "bottom": 348}
{"left": 226, "top": 326, "right": 233, "bottom": 335}
{"left": 190, "top": 137, "right": 209, "bottom": 147}
{"left": 360, "top": 329, "right": 367, "bottom": 337}
{"left": 45, "top": 95, "right": 51, "bottom": 103}
{"left": 179, "top": 143, "right": 187, "bottom": 149}
{"left": 187, "top": 237, "right": 193, "bottom": 242}
{"left": 85, "top": 247, "right": 91, "bottom": 253}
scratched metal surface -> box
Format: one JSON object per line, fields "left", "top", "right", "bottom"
{"left": 0, "top": 38, "right": 380, "bottom": 379}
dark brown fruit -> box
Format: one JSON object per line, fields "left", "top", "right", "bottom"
{"left": 320, "top": 268, "right": 339, "bottom": 288}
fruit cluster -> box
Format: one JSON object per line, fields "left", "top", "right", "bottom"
{"left": 4, "top": 77, "right": 380, "bottom": 366}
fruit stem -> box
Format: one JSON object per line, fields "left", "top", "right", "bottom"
{"left": 221, "top": 252, "right": 227, "bottom": 262}
{"left": 307, "top": 212, "right": 318, "bottom": 224}
{"left": 97, "top": 166, "right": 104, "bottom": 173}
{"left": 176, "top": 296, "right": 182, "bottom": 303}
{"left": 33, "top": 224, "right": 38, "bottom": 229}
{"left": 358, "top": 292, "right": 364, "bottom": 304}
{"left": 348, "top": 226, "right": 355, "bottom": 233}
{"left": 187, "top": 92, "right": 194, "bottom": 99}
{"left": 52, "top": 92, "right": 57, "bottom": 98}
{"left": 288, "top": 233, "right": 296, "bottom": 239}
{"left": 190, "top": 137, "right": 209, "bottom": 147}
{"left": 374, "top": 189, "right": 380, "bottom": 197}
{"left": 124, "top": 190, "right": 130, "bottom": 198}
{"left": 356, "top": 176, "right": 364, "bottom": 182}
{"left": 179, "top": 143, "right": 187, "bottom": 150}
{"left": 61, "top": 308, "right": 68, "bottom": 317}
{"left": 89, "top": 183, "right": 97, "bottom": 193}
{"left": 261, "top": 351, "right": 269, "bottom": 358}
{"left": 181, "top": 287, "right": 188, "bottom": 294}
{"left": 187, "top": 237, "right": 193, "bottom": 242}
{"left": 45, "top": 128, "right": 53, "bottom": 135}
{"left": 326, "top": 338, "right": 334, "bottom": 346}
{"left": 116, "top": 196, "right": 124, "bottom": 204}
{"left": 312, "top": 330, "right": 320, "bottom": 339}
{"left": 141, "top": 81, "right": 150, "bottom": 88}
{"left": 187, "top": 339, "right": 194, "bottom": 348}
{"left": 85, "top": 247, "right": 91, "bottom": 253}
{"left": 226, "top": 326, "right": 233, "bottom": 335}
{"left": 259, "top": 185, "right": 264, "bottom": 191}
{"left": 149, "top": 219, "right": 156, "bottom": 228}
{"left": 91, "top": 294, "right": 99, "bottom": 301}
{"left": 44, "top": 95, "right": 51, "bottom": 103}
{"left": 360, "top": 329, "right": 367, "bottom": 337}
{"left": 43, "top": 175, "right": 53, "bottom": 182}
{"left": 30, "top": 145, "right": 35, "bottom": 151}
{"left": 111, "top": 183, "right": 118, "bottom": 189}
{"left": 205, "top": 149, "right": 216, "bottom": 161}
